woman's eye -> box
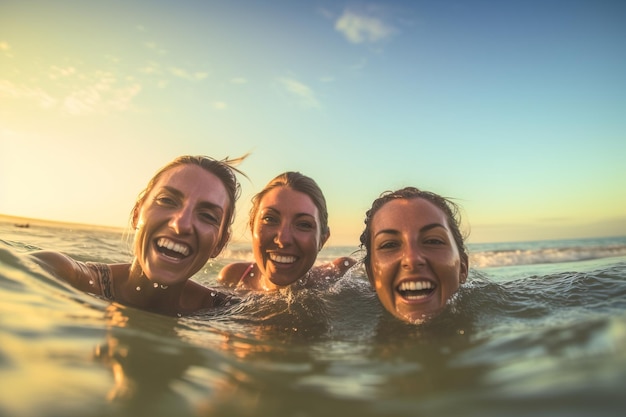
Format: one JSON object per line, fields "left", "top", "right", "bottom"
{"left": 377, "top": 240, "right": 399, "bottom": 250}
{"left": 261, "top": 215, "right": 278, "bottom": 224}
{"left": 296, "top": 221, "right": 314, "bottom": 230}
{"left": 424, "top": 237, "right": 445, "bottom": 245}
{"left": 200, "top": 212, "right": 219, "bottom": 224}
{"left": 155, "top": 196, "right": 176, "bottom": 206}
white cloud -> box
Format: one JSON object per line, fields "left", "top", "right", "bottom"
{"left": 144, "top": 41, "right": 167, "bottom": 55}
{"left": 61, "top": 74, "right": 141, "bottom": 115}
{"left": 0, "top": 41, "right": 13, "bottom": 58}
{"left": 213, "top": 101, "right": 227, "bottom": 109}
{"left": 230, "top": 77, "right": 248, "bottom": 84}
{"left": 169, "top": 67, "right": 208, "bottom": 81}
{"left": 335, "top": 10, "right": 395, "bottom": 44}
{"left": 278, "top": 77, "right": 320, "bottom": 108}
{"left": 0, "top": 69, "right": 140, "bottom": 116}
{"left": 0, "top": 80, "right": 57, "bottom": 108}
{"left": 49, "top": 66, "right": 76, "bottom": 79}
{"left": 139, "top": 61, "right": 161, "bottom": 75}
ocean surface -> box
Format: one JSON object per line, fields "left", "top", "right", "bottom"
{"left": 1, "top": 216, "right": 626, "bottom": 417}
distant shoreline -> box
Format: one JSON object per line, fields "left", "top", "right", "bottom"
{"left": 2, "top": 213, "right": 624, "bottom": 248}
{"left": 0, "top": 213, "right": 127, "bottom": 234}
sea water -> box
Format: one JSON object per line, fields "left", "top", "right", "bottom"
{"left": 1, "top": 217, "right": 625, "bottom": 417}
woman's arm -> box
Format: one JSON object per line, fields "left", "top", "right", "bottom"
{"left": 217, "top": 262, "right": 250, "bottom": 288}
{"left": 310, "top": 256, "right": 357, "bottom": 281}
{"left": 26, "top": 251, "right": 102, "bottom": 294}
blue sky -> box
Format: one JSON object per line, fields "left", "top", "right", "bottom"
{"left": 1, "top": 0, "right": 625, "bottom": 246}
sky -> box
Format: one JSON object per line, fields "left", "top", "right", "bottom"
{"left": 1, "top": 0, "right": 625, "bottom": 246}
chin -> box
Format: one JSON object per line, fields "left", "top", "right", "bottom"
{"left": 270, "top": 276, "right": 298, "bottom": 287}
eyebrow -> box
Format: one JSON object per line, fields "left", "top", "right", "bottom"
{"left": 162, "top": 186, "right": 225, "bottom": 216}
{"left": 263, "top": 207, "right": 317, "bottom": 220}
{"left": 374, "top": 222, "right": 447, "bottom": 238}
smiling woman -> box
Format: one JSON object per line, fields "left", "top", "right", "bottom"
{"left": 218, "top": 171, "right": 355, "bottom": 291}
{"left": 21, "top": 155, "right": 247, "bottom": 316}
{"left": 360, "top": 187, "right": 469, "bottom": 324}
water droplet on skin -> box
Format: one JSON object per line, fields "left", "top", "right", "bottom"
{"left": 153, "top": 282, "right": 159, "bottom": 288}
{"left": 135, "top": 286, "right": 141, "bottom": 291}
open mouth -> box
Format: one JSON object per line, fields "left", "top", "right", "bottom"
{"left": 269, "top": 253, "right": 297, "bottom": 264}
{"left": 156, "top": 237, "right": 191, "bottom": 260}
{"left": 396, "top": 280, "right": 435, "bottom": 300}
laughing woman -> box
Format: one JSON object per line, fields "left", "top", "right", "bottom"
{"left": 359, "top": 187, "right": 469, "bottom": 324}
{"left": 24, "top": 155, "right": 247, "bottom": 316}
{"left": 218, "top": 171, "right": 355, "bottom": 291}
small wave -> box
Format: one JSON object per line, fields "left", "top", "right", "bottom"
{"left": 470, "top": 244, "right": 626, "bottom": 268}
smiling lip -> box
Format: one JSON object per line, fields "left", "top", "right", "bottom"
{"left": 396, "top": 279, "right": 436, "bottom": 301}
{"left": 155, "top": 237, "right": 192, "bottom": 259}
{"left": 268, "top": 253, "right": 298, "bottom": 264}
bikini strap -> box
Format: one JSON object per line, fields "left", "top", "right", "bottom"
{"left": 86, "top": 262, "right": 115, "bottom": 300}
{"left": 240, "top": 263, "right": 255, "bottom": 284}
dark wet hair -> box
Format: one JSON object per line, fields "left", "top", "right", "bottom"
{"left": 132, "top": 154, "right": 248, "bottom": 250}
{"left": 249, "top": 171, "right": 330, "bottom": 238}
{"left": 359, "top": 187, "right": 468, "bottom": 268}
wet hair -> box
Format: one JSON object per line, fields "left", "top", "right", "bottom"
{"left": 359, "top": 186, "right": 468, "bottom": 268}
{"left": 132, "top": 154, "right": 248, "bottom": 250}
{"left": 249, "top": 171, "right": 330, "bottom": 238}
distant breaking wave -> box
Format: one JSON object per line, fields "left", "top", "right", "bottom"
{"left": 224, "top": 238, "right": 626, "bottom": 270}
{"left": 470, "top": 244, "right": 626, "bottom": 268}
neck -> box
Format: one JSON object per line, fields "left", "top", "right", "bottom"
{"left": 120, "top": 260, "right": 185, "bottom": 313}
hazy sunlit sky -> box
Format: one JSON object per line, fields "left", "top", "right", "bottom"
{"left": 1, "top": 0, "right": 625, "bottom": 246}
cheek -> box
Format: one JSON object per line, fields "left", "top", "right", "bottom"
{"left": 132, "top": 228, "right": 147, "bottom": 261}
{"left": 252, "top": 223, "right": 268, "bottom": 242}
{"left": 370, "top": 259, "right": 387, "bottom": 287}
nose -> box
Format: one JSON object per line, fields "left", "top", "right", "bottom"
{"left": 273, "top": 221, "right": 294, "bottom": 247}
{"left": 170, "top": 206, "right": 193, "bottom": 234}
{"left": 401, "top": 242, "right": 426, "bottom": 270}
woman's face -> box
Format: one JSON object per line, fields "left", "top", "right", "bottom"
{"left": 133, "top": 164, "right": 229, "bottom": 286}
{"left": 367, "top": 198, "right": 468, "bottom": 323}
{"left": 252, "top": 186, "right": 327, "bottom": 287}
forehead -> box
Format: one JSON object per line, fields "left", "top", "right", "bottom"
{"left": 152, "top": 164, "right": 229, "bottom": 207}
{"left": 259, "top": 186, "right": 318, "bottom": 217}
{"left": 372, "top": 198, "right": 448, "bottom": 230}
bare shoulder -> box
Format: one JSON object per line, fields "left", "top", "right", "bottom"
{"left": 310, "top": 256, "right": 357, "bottom": 282}
{"left": 25, "top": 250, "right": 101, "bottom": 291}
{"left": 217, "top": 262, "right": 251, "bottom": 288}
{"left": 332, "top": 256, "right": 357, "bottom": 273}
{"left": 26, "top": 250, "right": 77, "bottom": 277}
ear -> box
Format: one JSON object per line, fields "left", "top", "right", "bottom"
{"left": 131, "top": 204, "right": 140, "bottom": 229}
{"left": 365, "top": 262, "right": 375, "bottom": 288}
{"left": 318, "top": 230, "right": 330, "bottom": 251}
{"left": 211, "top": 230, "right": 230, "bottom": 258}
{"left": 459, "top": 258, "right": 469, "bottom": 284}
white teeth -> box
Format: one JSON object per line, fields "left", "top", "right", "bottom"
{"left": 269, "top": 254, "right": 297, "bottom": 264}
{"left": 157, "top": 238, "right": 190, "bottom": 256}
{"left": 398, "top": 281, "right": 434, "bottom": 291}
